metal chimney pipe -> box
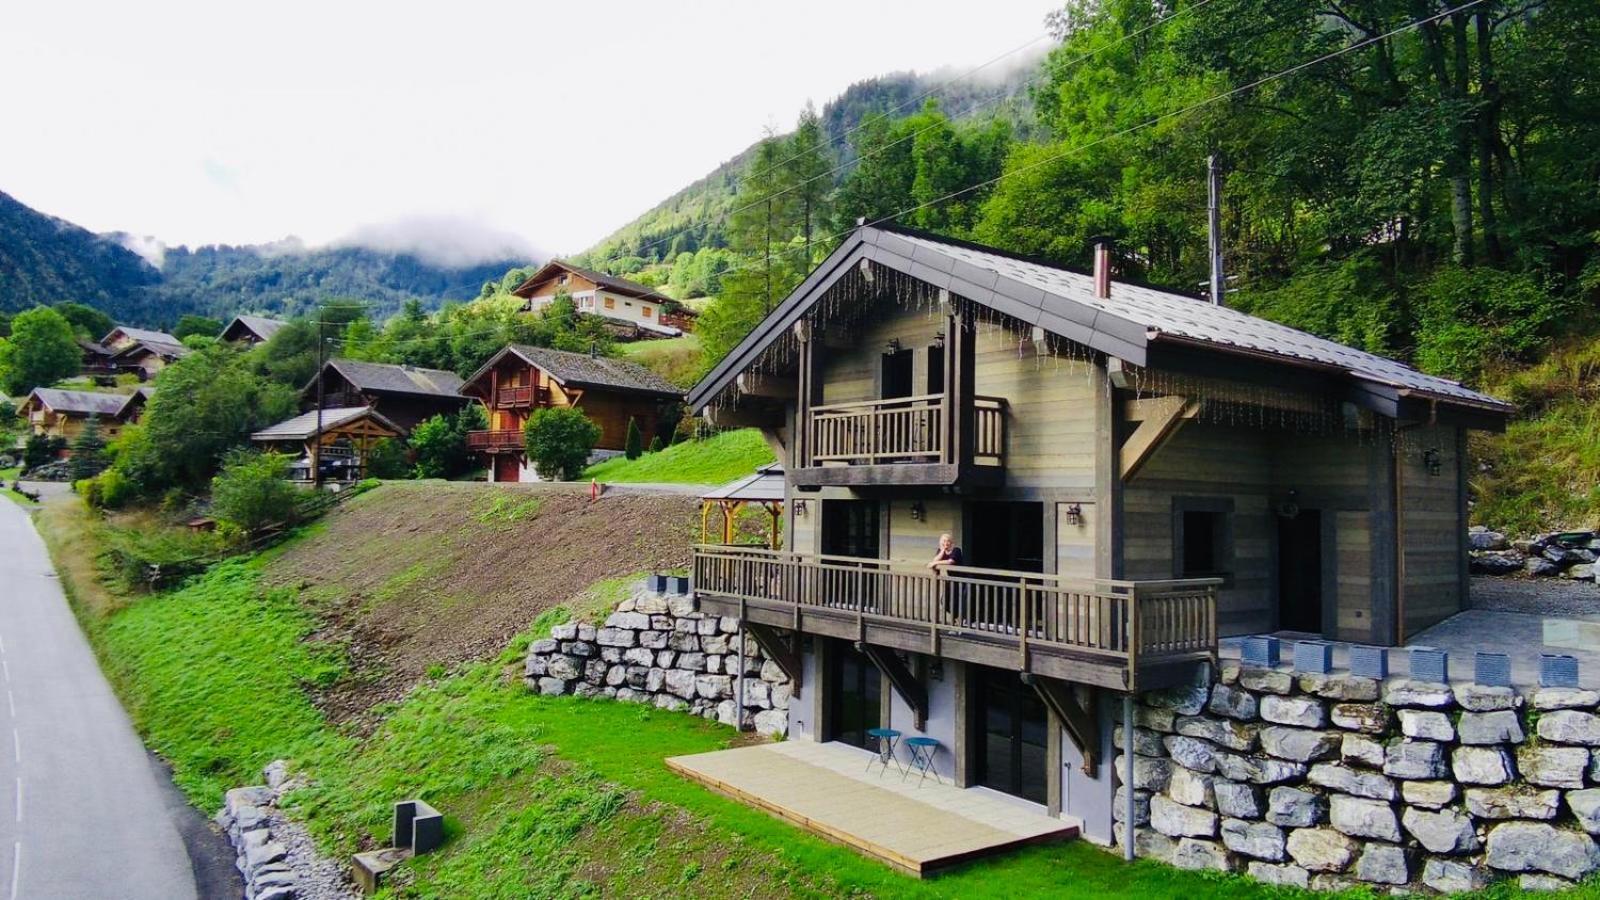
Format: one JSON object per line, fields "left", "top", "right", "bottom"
{"left": 1092, "top": 238, "right": 1113, "bottom": 300}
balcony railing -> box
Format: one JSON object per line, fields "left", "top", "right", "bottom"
{"left": 806, "top": 393, "right": 1006, "bottom": 467}
{"left": 692, "top": 545, "right": 1218, "bottom": 688}
{"left": 466, "top": 430, "right": 525, "bottom": 452}
{"left": 495, "top": 385, "right": 550, "bottom": 409}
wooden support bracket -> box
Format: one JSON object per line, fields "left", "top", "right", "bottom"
{"left": 1026, "top": 675, "right": 1100, "bottom": 776}
{"left": 736, "top": 373, "right": 798, "bottom": 399}
{"left": 745, "top": 622, "right": 802, "bottom": 693}
{"left": 1119, "top": 396, "right": 1201, "bottom": 481}
{"left": 703, "top": 405, "right": 782, "bottom": 430}
{"left": 857, "top": 643, "right": 929, "bottom": 731}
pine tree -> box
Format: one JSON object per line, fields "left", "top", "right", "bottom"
{"left": 624, "top": 417, "right": 643, "bottom": 460}
{"left": 648, "top": 435, "right": 664, "bottom": 453}
{"left": 68, "top": 415, "right": 108, "bottom": 482}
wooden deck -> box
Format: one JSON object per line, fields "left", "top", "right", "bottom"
{"left": 665, "top": 740, "right": 1078, "bottom": 877}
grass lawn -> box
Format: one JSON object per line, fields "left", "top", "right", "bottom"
{"left": 586, "top": 428, "right": 774, "bottom": 486}
{"left": 619, "top": 333, "right": 703, "bottom": 387}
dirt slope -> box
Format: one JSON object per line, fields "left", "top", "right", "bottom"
{"left": 264, "top": 481, "right": 697, "bottom": 723}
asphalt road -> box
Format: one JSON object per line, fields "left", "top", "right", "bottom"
{"left": 0, "top": 500, "right": 211, "bottom": 899}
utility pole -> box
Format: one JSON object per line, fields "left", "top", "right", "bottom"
{"left": 1207, "top": 154, "right": 1225, "bottom": 307}
{"left": 764, "top": 196, "right": 773, "bottom": 315}
{"left": 312, "top": 314, "right": 326, "bottom": 487}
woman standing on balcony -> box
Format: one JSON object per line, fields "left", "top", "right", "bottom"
{"left": 930, "top": 533, "right": 965, "bottom": 624}
{"left": 927, "top": 533, "right": 964, "bottom": 571}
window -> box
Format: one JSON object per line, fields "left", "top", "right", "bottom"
{"left": 603, "top": 296, "right": 615, "bottom": 310}
{"left": 642, "top": 306, "right": 653, "bottom": 318}
{"left": 558, "top": 275, "right": 568, "bottom": 285}
{"left": 1173, "top": 497, "right": 1234, "bottom": 582}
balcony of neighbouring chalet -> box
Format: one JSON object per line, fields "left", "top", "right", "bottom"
{"left": 692, "top": 544, "right": 1219, "bottom": 693}
{"left": 465, "top": 429, "right": 524, "bottom": 452}
{"left": 493, "top": 384, "right": 550, "bottom": 409}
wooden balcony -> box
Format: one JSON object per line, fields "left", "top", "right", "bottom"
{"left": 794, "top": 394, "right": 1006, "bottom": 489}
{"left": 466, "top": 429, "right": 524, "bottom": 452}
{"left": 692, "top": 545, "right": 1218, "bottom": 692}
{"left": 495, "top": 385, "right": 550, "bottom": 409}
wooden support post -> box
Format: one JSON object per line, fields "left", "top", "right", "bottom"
{"left": 794, "top": 321, "right": 818, "bottom": 469}
{"left": 942, "top": 308, "right": 975, "bottom": 467}
{"left": 858, "top": 644, "right": 928, "bottom": 730}
{"left": 1027, "top": 675, "right": 1100, "bottom": 776}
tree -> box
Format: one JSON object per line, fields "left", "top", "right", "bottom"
{"left": 52, "top": 302, "right": 112, "bottom": 341}
{"left": 210, "top": 450, "right": 298, "bottom": 532}
{"left": 0, "top": 307, "right": 81, "bottom": 395}
{"left": 364, "top": 437, "right": 410, "bottom": 479}
{"left": 648, "top": 435, "right": 664, "bottom": 453}
{"left": 523, "top": 407, "right": 601, "bottom": 481}
{"left": 172, "top": 314, "right": 223, "bottom": 341}
{"left": 624, "top": 417, "right": 643, "bottom": 460}
{"left": 22, "top": 433, "right": 64, "bottom": 472}
{"left": 408, "top": 405, "right": 487, "bottom": 479}
{"left": 67, "top": 415, "right": 109, "bottom": 481}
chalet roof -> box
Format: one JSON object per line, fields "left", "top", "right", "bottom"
{"left": 701, "top": 464, "right": 785, "bottom": 503}
{"left": 251, "top": 406, "right": 400, "bottom": 441}
{"left": 689, "top": 224, "right": 1514, "bottom": 422}
{"left": 464, "top": 345, "right": 682, "bottom": 399}
{"left": 112, "top": 337, "right": 191, "bottom": 361}
{"left": 76, "top": 337, "right": 115, "bottom": 358}
{"left": 511, "top": 260, "right": 663, "bottom": 303}
{"left": 319, "top": 359, "right": 465, "bottom": 398}
{"left": 101, "top": 326, "right": 180, "bottom": 346}
{"left": 22, "top": 388, "right": 140, "bottom": 419}
{"left": 221, "top": 315, "right": 288, "bottom": 342}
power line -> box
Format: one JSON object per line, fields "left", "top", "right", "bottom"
{"left": 325, "top": 1, "right": 1478, "bottom": 352}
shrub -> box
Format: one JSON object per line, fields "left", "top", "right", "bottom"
{"left": 210, "top": 450, "right": 298, "bottom": 533}
{"left": 22, "top": 433, "right": 65, "bottom": 471}
{"left": 1412, "top": 267, "right": 1564, "bottom": 382}
{"left": 364, "top": 437, "right": 410, "bottom": 479}
{"left": 101, "top": 524, "right": 228, "bottom": 592}
{"left": 68, "top": 416, "right": 110, "bottom": 482}
{"left": 624, "top": 417, "right": 643, "bottom": 460}
{"left": 523, "top": 407, "right": 601, "bottom": 481}
{"left": 409, "top": 405, "right": 487, "bottom": 479}
{"left": 83, "top": 467, "right": 135, "bottom": 510}
{"left": 648, "top": 435, "right": 664, "bottom": 453}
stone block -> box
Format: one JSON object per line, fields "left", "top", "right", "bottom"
{"left": 1520, "top": 873, "right": 1575, "bottom": 892}
{"left": 1237, "top": 668, "right": 1293, "bottom": 696}
{"left": 700, "top": 634, "right": 729, "bottom": 655}
{"left": 604, "top": 665, "right": 626, "bottom": 687}
{"left": 1171, "top": 838, "right": 1234, "bottom": 872}
{"left": 1339, "top": 733, "right": 1385, "bottom": 769}
{"left": 1457, "top": 709, "right": 1524, "bottom": 745}
{"left": 696, "top": 617, "right": 719, "bottom": 636}
{"left": 1328, "top": 703, "right": 1388, "bottom": 734}
{"left": 1162, "top": 735, "right": 1218, "bottom": 774}
{"left": 1539, "top": 709, "right": 1600, "bottom": 745}
{"left": 536, "top": 677, "right": 566, "bottom": 696}
{"left": 595, "top": 628, "right": 635, "bottom": 648}
{"left": 1400, "top": 780, "right": 1456, "bottom": 810}
{"left": 546, "top": 655, "right": 582, "bottom": 680}
{"left": 524, "top": 655, "right": 547, "bottom": 678}
{"left": 1133, "top": 705, "right": 1176, "bottom": 733}
{"left": 645, "top": 668, "right": 666, "bottom": 693}
{"left": 638, "top": 630, "right": 668, "bottom": 649}
{"left": 1208, "top": 684, "right": 1258, "bottom": 720}
{"left": 1397, "top": 709, "right": 1454, "bottom": 741}
{"left": 531, "top": 637, "right": 559, "bottom": 654}
{"left": 1297, "top": 673, "right": 1380, "bottom": 702}
{"left": 759, "top": 659, "right": 787, "bottom": 683}
{"left": 694, "top": 675, "right": 732, "bottom": 700}
{"left": 1285, "top": 828, "right": 1356, "bottom": 873}
{"left": 1220, "top": 818, "right": 1285, "bottom": 861}
{"left": 1147, "top": 681, "right": 1211, "bottom": 715}
{"left": 606, "top": 611, "right": 651, "bottom": 630}
{"left": 583, "top": 658, "right": 607, "bottom": 682}
{"left": 1113, "top": 725, "right": 1168, "bottom": 757}
{"left": 1531, "top": 687, "right": 1600, "bottom": 710}
{"left": 1455, "top": 683, "right": 1520, "bottom": 712}
{"left": 1401, "top": 806, "right": 1478, "bottom": 854}
{"left": 1258, "top": 727, "right": 1339, "bottom": 763}
{"left": 622, "top": 647, "right": 654, "bottom": 666}
{"left": 666, "top": 594, "right": 697, "bottom": 617}
{"left": 1168, "top": 765, "right": 1215, "bottom": 808}
{"left": 572, "top": 681, "right": 603, "bottom": 698}
{"left": 1218, "top": 660, "right": 1241, "bottom": 684}
{"left": 1113, "top": 824, "right": 1177, "bottom": 861}
{"left": 1215, "top": 752, "right": 1306, "bottom": 786}
{"left": 677, "top": 652, "right": 706, "bottom": 671}
{"left": 633, "top": 594, "right": 669, "bottom": 615}
{"left": 667, "top": 632, "right": 700, "bottom": 653}
{"left": 1174, "top": 716, "right": 1258, "bottom": 752}
{"left": 742, "top": 680, "right": 770, "bottom": 707}
{"left": 1246, "top": 861, "right": 1309, "bottom": 888}
{"left": 1451, "top": 746, "right": 1515, "bottom": 785}
{"left": 1150, "top": 795, "right": 1217, "bottom": 838}
{"left": 1465, "top": 786, "right": 1561, "bottom": 819}
{"left": 1383, "top": 680, "right": 1454, "bottom": 708}
{"left": 549, "top": 623, "right": 577, "bottom": 641}
{"left": 663, "top": 669, "right": 697, "bottom": 700}
{"left": 1519, "top": 745, "right": 1589, "bottom": 789}
{"left": 1112, "top": 788, "right": 1150, "bottom": 825}
{"left": 1259, "top": 695, "right": 1326, "bottom": 728}
{"left": 1486, "top": 821, "right": 1600, "bottom": 880}
{"left": 753, "top": 709, "right": 787, "bottom": 736}
{"left": 1422, "top": 857, "right": 1492, "bottom": 893}
{"left": 1307, "top": 763, "right": 1396, "bottom": 800}
{"left": 1213, "top": 780, "right": 1263, "bottom": 819}
{"left": 1568, "top": 789, "right": 1600, "bottom": 835}
{"left": 1383, "top": 740, "right": 1448, "bottom": 780}
{"left": 1329, "top": 794, "right": 1401, "bottom": 842}
{"left": 1354, "top": 842, "right": 1410, "bottom": 885}
{"left": 1115, "top": 754, "right": 1172, "bottom": 792}
{"left": 770, "top": 683, "right": 792, "bottom": 709}
{"left": 654, "top": 693, "right": 689, "bottom": 712}
{"left": 1266, "top": 786, "right": 1324, "bottom": 828}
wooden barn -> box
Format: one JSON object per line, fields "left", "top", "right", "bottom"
{"left": 680, "top": 224, "right": 1514, "bottom": 841}
{"left": 251, "top": 406, "right": 401, "bottom": 483}
{"left": 302, "top": 360, "right": 468, "bottom": 434}
{"left": 459, "top": 344, "right": 682, "bottom": 483}
{"left": 219, "top": 315, "right": 288, "bottom": 345}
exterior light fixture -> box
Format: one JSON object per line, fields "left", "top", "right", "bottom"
{"left": 911, "top": 501, "right": 926, "bottom": 521}
{"left": 793, "top": 499, "right": 809, "bottom": 516}
{"left": 1063, "top": 503, "right": 1084, "bottom": 526}
{"left": 1422, "top": 448, "right": 1443, "bottom": 477}
{"left": 886, "top": 338, "right": 902, "bottom": 353}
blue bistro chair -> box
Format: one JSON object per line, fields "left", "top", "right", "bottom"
{"left": 904, "top": 736, "right": 942, "bottom": 785}
{"left": 865, "top": 728, "right": 903, "bottom": 776}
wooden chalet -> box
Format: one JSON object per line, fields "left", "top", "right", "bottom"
{"left": 100, "top": 326, "right": 190, "bottom": 378}
{"left": 459, "top": 344, "right": 682, "bottom": 483}
{"left": 682, "top": 224, "right": 1514, "bottom": 841}
{"left": 512, "top": 260, "right": 683, "bottom": 339}
{"left": 251, "top": 406, "right": 401, "bottom": 483}
{"left": 220, "top": 315, "right": 288, "bottom": 345}
{"left": 18, "top": 387, "right": 149, "bottom": 448}
{"left": 302, "top": 360, "right": 467, "bottom": 434}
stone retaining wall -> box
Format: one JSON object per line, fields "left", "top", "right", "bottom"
{"left": 1118, "top": 662, "right": 1600, "bottom": 892}
{"left": 216, "top": 761, "right": 357, "bottom": 900}
{"left": 523, "top": 583, "right": 792, "bottom": 736}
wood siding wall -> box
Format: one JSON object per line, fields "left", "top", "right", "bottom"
{"left": 1400, "top": 424, "right": 1467, "bottom": 639}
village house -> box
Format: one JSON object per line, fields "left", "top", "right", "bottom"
{"left": 99, "top": 326, "right": 190, "bottom": 379}
{"left": 679, "top": 224, "right": 1513, "bottom": 845}
{"left": 250, "top": 406, "right": 401, "bottom": 483}
{"left": 300, "top": 359, "right": 467, "bottom": 434}
{"left": 17, "top": 387, "right": 151, "bottom": 449}
{"left": 459, "top": 344, "right": 682, "bottom": 483}
{"left": 512, "top": 260, "right": 684, "bottom": 339}
{"left": 219, "top": 315, "right": 288, "bottom": 345}
{"left": 75, "top": 337, "right": 120, "bottom": 378}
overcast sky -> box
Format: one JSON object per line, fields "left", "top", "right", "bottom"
{"left": 0, "top": 1, "right": 1058, "bottom": 265}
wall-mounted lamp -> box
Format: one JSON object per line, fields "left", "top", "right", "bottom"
{"left": 1063, "top": 503, "right": 1084, "bottom": 526}
{"left": 793, "top": 499, "right": 809, "bottom": 516}
{"left": 886, "top": 338, "right": 902, "bottom": 353}
{"left": 910, "top": 501, "right": 926, "bottom": 521}
{"left": 1422, "top": 448, "right": 1443, "bottom": 477}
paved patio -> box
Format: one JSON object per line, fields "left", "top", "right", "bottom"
{"left": 665, "top": 740, "right": 1079, "bottom": 876}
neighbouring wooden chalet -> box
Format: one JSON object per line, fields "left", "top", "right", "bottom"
{"left": 459, "top": 344, "right": 682, "bottom": 482}
{"left": 99, "top": 326, "right": 190, "bottom": 379}
{"left": 219, "top": 315, "right": 288, "bottom": 345}
{"left": 302, "top": 359, "right": 467, "bottom": 434}
{"left": 18, "top": 387, "right": 150, "bottom": 448}
{"left": 251, "top": 406, "right": 401, "bottom": 483}
{"left": 512, "top": 260, "right": 684, "bottom": 339}
{"left": 683, "top": 224, "right": 1513, "bottom": 840}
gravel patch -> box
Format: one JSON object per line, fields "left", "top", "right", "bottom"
{"left": 1469, "top": 577, "right": 1600, "bottom": 619}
